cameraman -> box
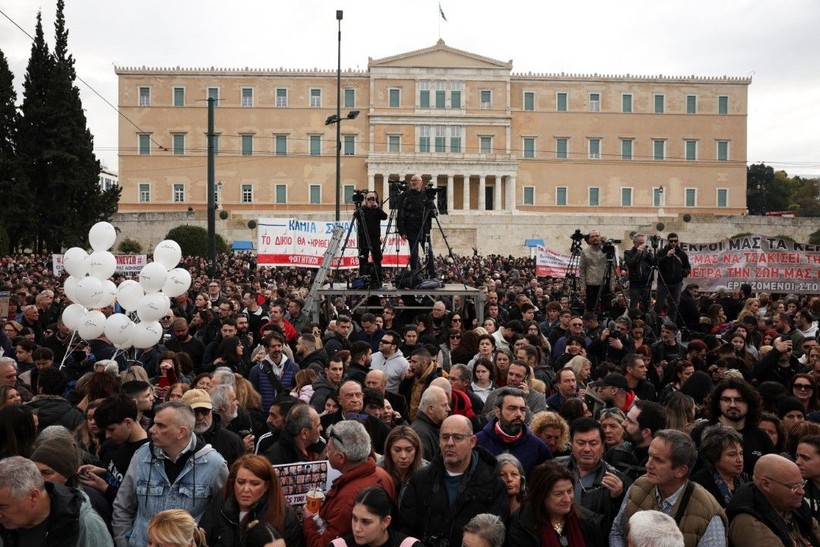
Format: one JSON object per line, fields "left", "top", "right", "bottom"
{"left": 396, "top": 174, "right": 434, "bottom": 277}
{"left": 623, "top": 233, "right": 654, "bottom": 311}
{"left": 357, "top": 190, "right": 387, "bottom": 286}
{"left": 654, "top": 232, "right": 691, "bottom": 323}
{"left": 579, "top": 230, "right": 612, "bottom": 314}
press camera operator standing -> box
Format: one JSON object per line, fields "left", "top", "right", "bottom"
{"left": 579, "top": 230, "right": 611, "bottom": 314}
{"left": 396, "top": 174, "right": 435, "bottom": 278}
{"left": 623, "top": 233, "right": 654, "bottom": 311}
{"left": 358, "top": 190, "right": 388, "bottom": 286}
{"left": 654, "top": 232, "right": 691, "bottom": 322}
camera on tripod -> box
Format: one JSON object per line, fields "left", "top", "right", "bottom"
{"left": 350, "top": 189, "right": 370, "bottom": 205}
{"left": 602, "top": 238, "right": 621, "bottom": 259}
{"left": 571, "top": 229, "right": 588, "bottom": 242}
{"left": 649, "top": 234, "right": 661, "bottom": 250}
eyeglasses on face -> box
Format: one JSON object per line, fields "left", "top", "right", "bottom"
{"left": 366, "top": 197, "right": 377, "bottom": 202}
{"left": 764, "top": 476, "right": 807, "bottom": 493}
{"left": 719, "top": 396, "right": 746, "bottom": 405}
{"left": 793, "top": 383, "right": 814, "bottom": 391}
{"left": 440, "top": 433, "right": 469, "bottom": 443}
{"left": 450, "top": 334, "right": 461, "bottom": 340}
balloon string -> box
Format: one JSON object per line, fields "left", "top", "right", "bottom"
{"left": 58, "top": 330, "right": 79, "bottom": 370}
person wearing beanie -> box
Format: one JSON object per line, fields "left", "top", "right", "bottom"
{"left": 776, "top": 394, "right": 806, "bottom": 433}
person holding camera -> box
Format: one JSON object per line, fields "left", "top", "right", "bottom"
{"left": 579, "top": 230, "right": 612, "bottom": 314}
{"left": 623, "top": 233, "right": 654, "bottom": 312}
{"left": 654, "top": 233, "right": 691, "bottom": 322}
{"left": 396, "top": 175, "right": 435, "bottom": 278}
{"left": 357, "top": 190, "right": 387, "bottom": 286}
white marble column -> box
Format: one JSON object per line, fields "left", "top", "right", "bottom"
{"left": 507, "top": 175, "right": 517, "bottom": 212}
{"left": 445, "top": 175, "right": 453, "bottom": 212}
{"left": 381, "top": 176, "right": 389, "bottom": 202}
{"left": 430, "top": 175, "right": 437, "bottom": 188}
{"left": 369, "top": 173, "right": 376, "bottom": 191}
{"left": 478, "top": 175, "right": 487, "bottom": 211}
{"left": 462, "top": 175, "right": 471, "bottom": 211}
{"left": 494, "top": 176, "right": 503, "bottom": 211}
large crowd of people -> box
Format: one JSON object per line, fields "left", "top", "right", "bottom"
{"left": 1, "top": 244, "right": 820, "bottom": 547}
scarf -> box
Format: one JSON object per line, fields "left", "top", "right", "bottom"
{"left": 539, "top": 510, "right": 586, "bottom": 547}
{"left": 494, "top": 420, "right": 525, "bottom": 444}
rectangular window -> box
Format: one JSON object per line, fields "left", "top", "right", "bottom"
{"left": 480, "top": 90, "right": 492, "bottom": 109}
{"left": 309, "top": 135, "right": 321, "bottom": 156}
{"left": 555, "top": 138, "right": 568, "bottom": 159}
{"left": 717, "top": 188, "right": 728, "bottom": 208}
{"left": 310, "top": 88, "right": 321, "bottom": 108}
{"left": 173, "top": 183, "right": 184, "bottom": 203}
{"left": 653, "top": 139, "right": 666, "bottom": 161}
{"left": 556, "top": 92, "right": 568, "bottom": 112}
{"left": 207, "top": 87, "right": 219, "bottom": 104}
{"left": 653, "top": 187, "right": 665, "bottom": 207}
{"left": 621, "top": 187, "right": 633, "bottom": 207}
{"left": 621, "top": 139, "right": 633, "bottom": 160}
{"left": 685, "top": 188, "right": 697, "bottom": 207}
{"left": 388, "top": 135, "right": 401, "bottom": 153}
{"left": 451, "top": 81, "right": 462, "bottom": 108}
{"left": 138, "top": 134, "right": 151, "bottom": 155}
{"left": 241, "top": 87, "right": 253, "bottom": 107}
{"left": 686, "top": 95, "right": 697, "bottom": 114}
{"left": 309, "top": 184, "right": 322, "bottom": 205}
{"left": 138, "top": 86, "right": 150, "bottom": 106}
{"left": 241, "top": 184, "right": 253, "bottom": 204}
{"left": 435, "top": 82, "right": 446, "bottom": 109}
{"left": 717, "top": 140, "right": 729, "bottom": 161}
{"left": 343, "top": 185, "right": 355, "bottom": 203}
{"left": 588, "top": 138, "right": 601, "bottom": 159}
{"left": 172, "top": 134, "right": 185, "bottom": 156}
{"left": 275, "top": 184, "right": 287, "bottom": 204}
{"left": 418, "top": 126, "right": 430, "bottom": 153}
{"left": 718, "top": 95, "right": 729, "bottom": 115}
{"left": 450, "top": 126, "right": 462, "bottom": 153}
{"left": 344, "top": 88, "right": 355, "bottom": 108}
{"left": 654, "top": 94, "right": 665, "bottom": 113}
{"left": 139, "top": 183, "right": 150, "bottom": 203}
{"left": 589, "top": 93, "right": 600, "bottom": 112}
{"left": 685, "top": 140, "right": 697, "bottom": 161}
{"left": 556, "top": 187, "right": 567, "bottom": 206}
{"left": 523, "top": 186, "right": 535, "bottom": 205}
{"left": 419, "top": 81, "right": 430, "bottom": 108}
{"left": 523, "top": 137, "right": 535, "bottom": 158}
{"left": 275, "top": 135, "right": 287, "bottom": 156}
{"left": 480, "top": 136, "right": 492, "bottom": 154}
{"left": 523, "top": 91, "right": 535, "bottom": 111}
{"left": 173, "top": 87, "right": 184, "bottom": 107}
{"left": 276, "top": 88, "right": 288, "bottom": 107}
{"left": 434, "top": 126, "right": 446, "bottom": 153}
{"left": 241, "top": 134, "right": 253, "bottom": 156}
{"left": 622, "top": 93, "right": 633, "bottom": 113}
{"left": 388, "top": 88, "right": 400, "bottom": 108}
{"left": 343, "top": 135, "right": 355, "bottom": 156}
{"left": 588, "top": 187, "right": 600, "bottom": 206}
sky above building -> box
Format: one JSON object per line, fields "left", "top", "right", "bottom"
{"left": 2, "top": 0, "right": 819, "bottom": 177}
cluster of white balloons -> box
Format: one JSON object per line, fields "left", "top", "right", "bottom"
{"left": 60, "top": 222, "right": 192, "bottom": 350}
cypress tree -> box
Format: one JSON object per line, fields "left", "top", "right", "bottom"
{"left": 0, "top": 49, "right": 20, "bottom": 250}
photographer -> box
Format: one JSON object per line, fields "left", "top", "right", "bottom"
{"left": 623, "top": 233, "right": 654, "bottom": 311}
{"left": 654, "top": 233, "right": 691, "bottom": 322}
{"left": 357, "top": 190, "right": 387, "bottom": 286}
{"left": 579, "top": 230, "right": 612, "bottom": 314}
{"left": 396, "top": 174, "right": 434, "bottom": 278}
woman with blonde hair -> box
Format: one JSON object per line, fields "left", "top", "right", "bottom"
{"left": 563, "top": 355, "right": 592, "bottom": 397}
{"left": 148, "top": 509, "right": 207, "bottom": 547}
{"left": 289, "top": 369, "right": 317, "bottom": 403}
{"left": 530, "top": 411, "right": 570, "bottom": 456}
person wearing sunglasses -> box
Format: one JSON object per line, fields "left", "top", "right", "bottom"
{"left": 356, "top": 190, "right": 387, "bottom": 288}
{"left": 653, "top": 232, "right": 691, "bottom": 322}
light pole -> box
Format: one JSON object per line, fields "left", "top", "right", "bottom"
{"left": 334, "top": 9, "right": 343, "bottom": 223}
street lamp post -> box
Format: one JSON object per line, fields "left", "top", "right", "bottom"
{"left": 335, "top": 9, "right": 343, "bottom": 223}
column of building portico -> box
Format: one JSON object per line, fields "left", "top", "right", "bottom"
{"left": 445, "top": 175, "right": 453, "bottom": 212}
{"left": 380, "top": 176, "right": 389, "bottom": 203}
{"left": 369, "top": 174, "right": 376, "bottom": 191}
{"left": 494, "top": 176, "right": 503, "bottom": 211}
{"left": 478, "top": 175, "right": 486, "bottom": 211}
{"left": 506, "top": 175, "right": 516, "bottom": 212}
{"left": 462, "top": 175, "right": 470, "bottom": 211}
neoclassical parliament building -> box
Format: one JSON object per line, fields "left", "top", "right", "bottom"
{"left": 116, "top": 40, "right": 750, "bottom": 220}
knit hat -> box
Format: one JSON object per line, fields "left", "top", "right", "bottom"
{"left": 777, "top": 395, "right": 806, "bottom": 419}
{"left": 31, "top": 436, "right": 80, "bottom": 480}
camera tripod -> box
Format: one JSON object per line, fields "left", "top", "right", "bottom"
{"left": 396, "top": 197, "right": 459, "bottom": 289}
{"left": 332, "top": 199, "right": 380, "bottom": 289}
{"left": 594, "top": 251, "right": 628, "bottom": 320}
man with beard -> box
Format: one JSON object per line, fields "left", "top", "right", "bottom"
{"left": 310, "top": 356, "right": 344, "bottom": 412}
{"left": 254, "top": 394, "right": 300, "bottom": 455}
{"left": 264, "top": 403, "right": 324, "bottom": 465}
{"left": 605, "top": 400, "right": 666, "bottom": 482}
{"left": 622, "top": 353, "right": 657, "bottom": 402}
{"left": 651, "top": 322, "right": 686, "bottom": 374}
{"left": 165, "top": 318, "right": 206, "bottom": 371}
{"left": 249, "top": 331, "right": 299, "bottom": 413}
{"left": 691, "top": 379, "right": 775, "bottom": 475}
{"left": 546, "top": 368, "right": 578, "bottom": 411}
{"left": 476, "top": 387, "right": 552, "bottom": 474}
{"left": 182, "top": 388, "right": 245, "bottom": 467}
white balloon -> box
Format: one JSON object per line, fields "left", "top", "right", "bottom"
{"left": 61, "top": 303, "right": 87, "bottom": 331}
{"left": 63, "top": 276, "right": 80, "bottom": 303}
{"left": 137, "top": 292, "right": 170, "bottom": 322}
{"left": 76, "top": 276, "right": 104, "bottom": 309}
{"left": 104, "top": 313, "right": 134, "bottom": 345}
{"left": 88, "top": 221, "right": 117, "bottom": 251}
{"left": 88, "top": 251, "right": 117, "bottom": 281}
{"left": 116, "top": 280, "right": 144, "bottom": 311}
{"left": 162, "top": 268, "right": 192, "bottom": 298}
{"left": 114, "top": 339, "right": 133, "bottom": 350}
{"left": 63, "top": 247, "right": 89, "bottom": 278}
{"left": 132, "top": 321, "right": 163, "bottom": 349}
{"left": 78, "top": 310, "right": 106, "bottom": 340}
{"left": 139, "top": 262, "right": 168, "bottom": 293}
{"left": 153, "top": 240, "right": 183, "bottom": 271}
{"left": 95, "top": 279, "right": 118, "bottom": 308}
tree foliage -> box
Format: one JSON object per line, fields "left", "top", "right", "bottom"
{"left": 165, "top": 225, "right": 229, "bottom": 258}
{"left": 747, "top": 163, "right": 820, "bottom": 217}
{"left": 118, "top": 237, "right": 143, "bottom": 254}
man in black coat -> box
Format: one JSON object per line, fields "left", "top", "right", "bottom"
{"left": 183, "top": 388, "right": 245, "bottom": 468}
{"left": 357, "top": 190, "right": 388, "bottom": 286}
{"left": 396, "top": 174, "right": 434, "bottom": 278}
{"left": 264, "top": 403, "right": 324, "bottom": 465}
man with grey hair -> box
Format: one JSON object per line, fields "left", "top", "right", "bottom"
{"left": 264, "top": 403, "right": 323, "bottom": 465}
{"left": 304, "top": 420, "right": 396, "bottom": 547}
{"left": 463, "top": 513, "right": 506, "bottom": 547}
{"left": 0, "top": 356, "right": 32, "bottom": 401}
{"left": 628, "top": 510, "right": 684, "bottom": 547}
{"left": 624, "top": 232, "right": 654, "bottom": 312}
{"left": 113, "top": 400, "right": 228, "bottom": 547}
{"left": 210, "top": 367, "right": 236, "bottom": 389}
{"left": 0, "top": 456, "right": 113, "bottom": 546}
{"left": 411, "top": 385, "right": 451, "bottom": 460}
{"left": 182, "top": 388, "right": 244, "bottom": 467}
{"left": 610, "top": 429, "right": 727, "bottom": 547}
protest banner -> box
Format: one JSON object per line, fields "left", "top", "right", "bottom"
{"left": 52, "top": 254, "right": 147, "bottom": 277}
{"left": 535, "top": 245, "right": 572, "bottom": 278}
{"left": 272, "top": 460, "right": 333, "bottom": 505}
{"left": 256, "top": 218, "right": 410, "bottom": 269}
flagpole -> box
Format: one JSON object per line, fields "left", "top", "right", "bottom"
{"left": 437, "top": 1, "right": 441, "bottom": 38}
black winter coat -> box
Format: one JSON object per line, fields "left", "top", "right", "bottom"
{"left": 204, "top": 492, "right": 304, "bottom": 547}
{"left": 505, "top": 504, "right": 607, "bottom": 547}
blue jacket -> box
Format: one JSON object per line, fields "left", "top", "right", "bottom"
{"left": 249, "top": 355, "right": 299, "bottom": 411}
{"left": 112, "top": 436, "right": 228, "bottom": 547}
{"left": 475, "top": 418, "right": 552, "bottom": 474}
